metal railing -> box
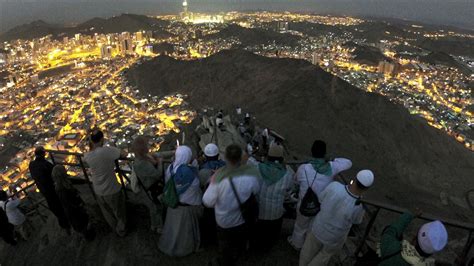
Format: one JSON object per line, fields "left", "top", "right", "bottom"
{"left": 15, "top": 151, "right": 471, "bottom": 265}
{"left": 285, "top": 160, "right": 474, "bottom": 265}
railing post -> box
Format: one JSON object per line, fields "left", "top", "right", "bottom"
{"left": 354, "top": 206, "right": 381, "bottom": 258}
{"left": 115, "top": 160, "right": 128, "bottom": 200}
{"left": 78, "top": 155, "right": 97, "bottom": 202}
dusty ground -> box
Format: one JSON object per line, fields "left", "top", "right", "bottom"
{"left": 0, "top": 185, "right": 300, "bottom": 266}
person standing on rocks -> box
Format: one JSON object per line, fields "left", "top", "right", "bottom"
{"left": 378, "top": 212, "right": 448, "bottom": 266}
{"left": 199, "top": 143, "right": 226, "bottom": 187}
{"left": 202, "top": 144, "right": 260, "bottom": 266}
{"left": 84, "top": 130, "right": 128, "bottom": 237}
{"left": 252, "top": 143, "right": 294, "bottom": 251}
{"left": 288, "top": 140, "right": 352, "bottom": 250}
{"left": 29, "top": 146, "right": 71, "bottom": 232}
{"left": 198, "top": 143, "right": 226, "bottom": 247}
{"left": 159, "top": 145, "right": 203, "bottom": 257}
{"left": 0, "top": 207, "right": 16, "bottom": 245}
{"left": 299, "top": 170, "right": 374, "bottom": 266}
{"left": 131, "top": 136, "right": 164, "bottom": 233}
{"left": 0, "top": 190, "right": 29, "bottom": 240}
{"left": 52, "top": 165, "right": 95, "bottom": 241}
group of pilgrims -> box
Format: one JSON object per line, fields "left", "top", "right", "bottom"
{"left": 0, "top": 113, "right": 450, "bottom": 266}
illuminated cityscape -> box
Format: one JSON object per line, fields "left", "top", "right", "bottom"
{"left": 0, "top": 9, "right": 473, "bottom": 194}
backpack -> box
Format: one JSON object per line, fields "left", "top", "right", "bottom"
{"left": 162, "top": 165, "right": 179, "bottom": 209}
{"left": 299, "top": 171, "right": 320, "bottom": 217}
{"left": 229, "top": 177, "right": 259, "bottom": 226}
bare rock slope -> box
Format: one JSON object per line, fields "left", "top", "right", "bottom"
{"left": 127, "top": 49, "right": 474, "bottom": 222}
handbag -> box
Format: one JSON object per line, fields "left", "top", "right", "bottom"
{"left": 162, "top": 165, "right": 179, "bottom": 209}
{"left": 229, "top": 177, "right": 259, "bottom": 225}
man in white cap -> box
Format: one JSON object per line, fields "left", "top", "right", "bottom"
{"left": 378, "top": 212, "right": 448, "bottom": 266}
{"left": 299, "top": 170, "right": 374, "bottom": 266}
{"left": 199, "top": 143, "right": 226, "bottom": 187}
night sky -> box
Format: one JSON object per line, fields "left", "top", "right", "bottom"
{"left": 0, "top": 0, "right": 473, "bottom": 32}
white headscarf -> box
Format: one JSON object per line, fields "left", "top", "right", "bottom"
{"left": 166, "top": 145, "right": 193, "bottom": 181}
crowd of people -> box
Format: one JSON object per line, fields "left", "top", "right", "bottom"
{"left": 0, "top": 116, "right": 451, "bottom": 266}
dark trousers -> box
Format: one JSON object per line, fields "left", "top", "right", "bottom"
{"left": 200, "top": 207, "right": 217, "bottom": 247}
{"left": 0, "top": 223, "right": 17, "bottom": 245}
{"left": 217, "top": 223, "right": 248, "bottom": 266}
{"left": 251, "top": 217, "right": 283, "bottom": 252}
{"left": 44, "top": 194, "right": 71, "bottom": 230}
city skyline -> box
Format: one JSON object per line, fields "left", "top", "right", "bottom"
{"left": 1, "top": 0, "right": 474, "bottom": 33}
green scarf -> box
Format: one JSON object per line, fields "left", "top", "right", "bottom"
{"left": 258, "top": 161, "right": 287, "bottom": 184}
{"left": 215, "top": 164, "right": 261, "bottom": 183}
{"left": 310, "top": 158, "right": 332, "bottom": 176}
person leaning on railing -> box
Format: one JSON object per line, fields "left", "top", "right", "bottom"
{"left": 159, "top": 145, "right": 203, "bottom": 257}
{"left": 130, "top": 136, "right": 164, "bottom": 233}
{"left": 378, "top": 211, "right": 448, "bottom": 266}
{"left": 52, "top": 165, "right": 95, "bottom": 241}
{"left": 299, "top": 170, "right": 375, "bottom": 266}
{"left": 29, "top": 146, "right": 71, "bottom": 233}
{"left": 288, "top": 140, "right": 353, "bottom": 250}
{"left": 84, "top": 129, "right": 128, "bottom": 237}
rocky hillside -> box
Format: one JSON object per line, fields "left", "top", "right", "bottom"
{"left": 0, "top": 14, "right": 169, "bottom": 42}
{"left": 205, "top": 24, "right": 301, "bottom": 48}
{"left": 127, "top": 49, "right": 474, "bottom": 222}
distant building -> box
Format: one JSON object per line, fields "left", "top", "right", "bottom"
{"left": 100, "top": 45, "right": 113, "bottom": 58}
{"left": 8, "top": 74, "right": 19, "bottom": 85}
{"left": 60, "top": 132, "right": 81, "bottom": 147}
{"left": 144, "top": 31, "right": 153, "bottom": 40}
{"left": 120, "top": 38, "right": 133, "bottom": 55}
{"left": 31, "top": 74, "right": 39, "bottom": 84}
{"left": 180, "top": 0, "right": 194, "bottom": 22}
{"left": 0, "top": 52, "right": 7, "bottom": 65}
{"left": 136, "top": 31, "right": 144, "bottom": 41}
{"left": 312, "top": 52, "right": 320, "bottom": 65}
{"left": 276, "top": 21, "right": 289, "bottom": 32}
{"left": 378, "top": 60, "right": 400, "bottom": 75}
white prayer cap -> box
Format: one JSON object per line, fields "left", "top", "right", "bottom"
{"left": 418, "top": 220, "right": 448, "bottom": 254}
{"left": 204, "top": 143, "right": 219, "bottom": 157}
{"left": 356, "top": 170, "right": 374, "bottom": 188}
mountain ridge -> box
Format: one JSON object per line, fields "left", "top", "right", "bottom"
{"left": 126, "top": 49, "right": 474, "bottom": 221}
{"left": 0, "top": 14, "right": 169, "bottom": 42}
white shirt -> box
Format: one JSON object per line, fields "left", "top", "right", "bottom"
{"left": 203, "top": 175, "right": 260, "bottom": 229}
{"left": 0, "top": 198, "right": 26, "bottom": 225}
{"left": 84, "top": 146, "right": 122, "bottom": 196}
{"left": 295, "top": 158, "right": 352, "bottom": 205}
{"left": 311, "top": 182, "right": 365, "bottom": 248}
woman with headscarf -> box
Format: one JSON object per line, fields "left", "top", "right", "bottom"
{"left": 51, "top": 165, "right": 95, "bottom": 241}
{"left": 131, "top": 136, "right": 164, "bottom": 233}
{"left": 158, "top": 145, "right": 203, "bottom": 257}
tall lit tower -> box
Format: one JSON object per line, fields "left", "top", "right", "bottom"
{"left": 182, "top": 0, "right": 188, "bottom": 16}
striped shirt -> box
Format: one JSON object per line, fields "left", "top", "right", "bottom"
{"left": 257, "top": 165, "right": 295, "bottom": 220}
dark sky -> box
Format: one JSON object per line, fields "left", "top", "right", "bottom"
{"left": 0, "top": 0, "right": 473, "bottom": 33}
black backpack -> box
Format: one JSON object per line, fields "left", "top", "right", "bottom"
{"left": 229, "top": 177, "right": 259, "bottom": 226}
{"left": 299, "top": 171, "right": 321, "bottom": 217}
